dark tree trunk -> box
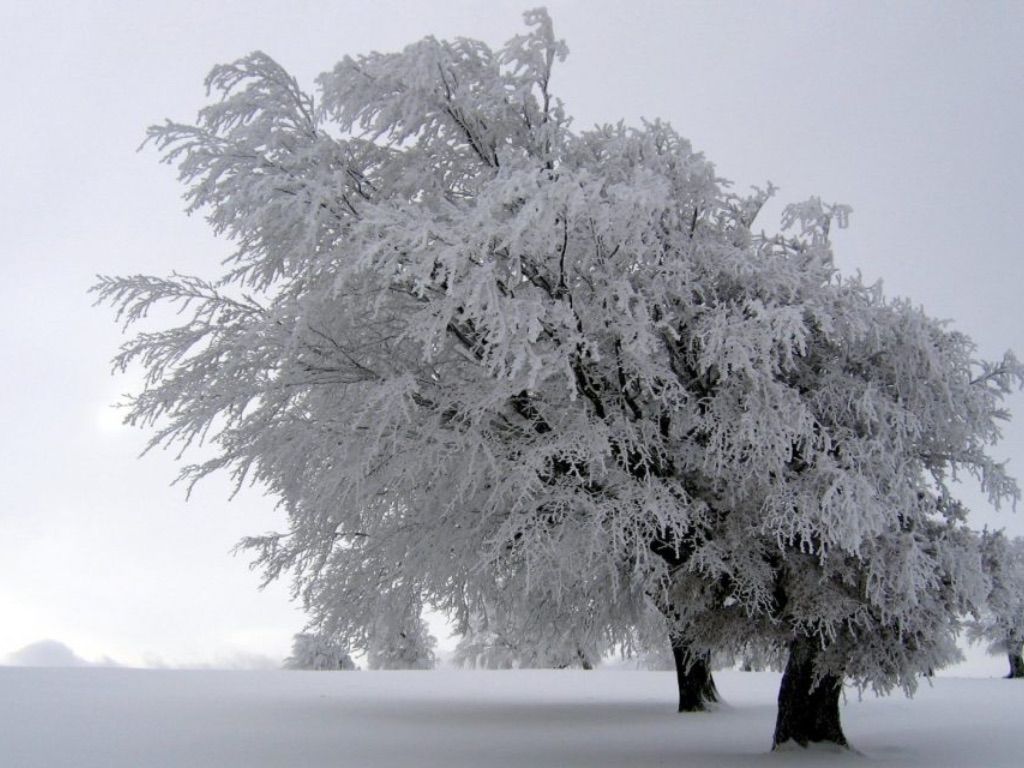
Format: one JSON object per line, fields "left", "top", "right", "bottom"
{"left": 671, "top": 641, "right": 719, "bottom": 712}
{"left": 1007, "top": 635, "right": 1024, "bottom": 679}
{"left": 1007, "top": 652, "right": 1024, "bottom": 679}
{"left": 1006, "top": 632, "right": 1024, "bottom": 678}
{"left": 772, "top": 635, "right": 847, "bottom": 750}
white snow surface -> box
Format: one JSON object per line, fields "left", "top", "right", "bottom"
{"left": 1, "top": 668, "right": 1021, "bottom": 767}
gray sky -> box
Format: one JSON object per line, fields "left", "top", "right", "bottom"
{"left": 1, "top": 0, "right": 1022, "bottom": 668}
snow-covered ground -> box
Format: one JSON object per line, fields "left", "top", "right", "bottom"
{"left": 1, "top": 668, "right": 1021, "bottom": 767}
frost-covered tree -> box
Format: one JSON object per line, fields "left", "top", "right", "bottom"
{"left": 452, "top": 614, "right": 519, "bottom": 670}
{"left": 451, "top": 584, "right": 612, "bottom": 670}
{"left": 970, "top": 531, "right": 1024, "bottom": 678}
{"left": 453, "top": 612, "right": 600, "bottom": 669}
{"left": 366, "top": 607, "right": 437, "bottom": 670}
{"left": 94, "top": 9, "right": 1022, "bottom": 751}
{"left": 284, "top": 631, "right": 356, "bottom": 670}
{"left": 94, "top": 7, "right": 732, "bottom": 706}
{"left": 659, "top": 227, "right": 1016, "bottom": 745}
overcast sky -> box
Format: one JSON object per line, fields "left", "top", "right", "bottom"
{"left": 1, "top": 0, "right": 1022, "bottom": 670}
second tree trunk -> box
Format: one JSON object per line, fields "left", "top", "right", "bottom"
{"left": 772, "top": 634, "right": 847, "bottom": 749}
{"left": 1008, "top": 648, "right": 1024, "bottom": 679}
{"left": 671, "top": 642, "right": 719, "bottom": 712}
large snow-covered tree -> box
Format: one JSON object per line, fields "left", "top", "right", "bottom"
{"left": 94, "top": 9, "right": 1022, "bottom": 750}
{"left": 661, "top": 249, "right": 1018, "bottom": 744}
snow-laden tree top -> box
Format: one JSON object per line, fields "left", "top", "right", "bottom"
{"left": 95, "top": 9, "right": 1022, "bottom": 699}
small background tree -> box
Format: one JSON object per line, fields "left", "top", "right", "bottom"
{"left": 970, "top": 531, "right": 1024, "bottom": 678}
{"left": 284, "top": 632, "right": 356, "bottom": 671}
{"left": 366, "top": 611, "right": 437, "bottom": 671}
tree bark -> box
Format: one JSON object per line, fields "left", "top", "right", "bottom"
{"left": 1007, "top": 634, "right": 1024, "bottom": 679}
{"left": 671, "top": 641, "right": 719, "bottom": 712}
{"left": 1007, "top": 634, "right": 1024, "bottom": 684}
{"left": 1008, "top": 652, "right": 1024, "bottom": 679}
{"left": 772, "top": 634, "right": 847, "bottom": 749}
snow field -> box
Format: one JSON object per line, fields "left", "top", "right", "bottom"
{"left": 1, "top": 668, "right": 1022, "bottom": 767}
